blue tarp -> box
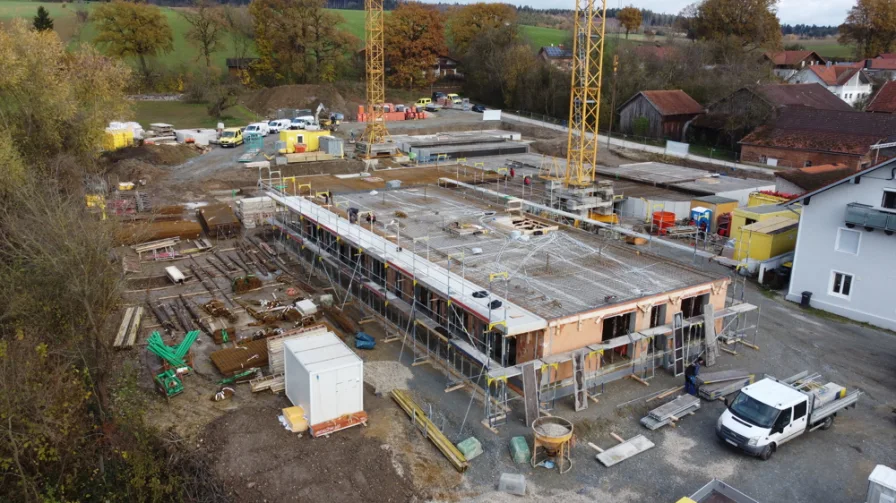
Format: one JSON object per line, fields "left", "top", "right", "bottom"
{"left": 355, "top": 332, "right": 375, "bottom": 350}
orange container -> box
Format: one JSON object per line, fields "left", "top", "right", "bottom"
{"left": 652, "top": 211, "right": 676, "bottom": 230}
{"left": 294, "top": 143, "right": 307, "bottom": 153}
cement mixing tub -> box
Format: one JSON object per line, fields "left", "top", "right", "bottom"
{"left": 531, "top": 416, "right": 573, "bottom": 473}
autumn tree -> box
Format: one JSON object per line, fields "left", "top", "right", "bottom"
{"left": 839, "top": 0, "right": 896, "bottom": 59}
{"left": 181, "top": 0, "right": 224, "bottom": 68}
{"left": 93, "top": 1, "right": 174, "bottom": 80}
{"left": 33, "top": 6, "right": 53, "bottom": 32}
{"left": 250, "top": 0, "right": 358, "bottom": 84}
{"left": 617, "top": 6, "right": 642, "bottom": 39}
{"left": 447, "top": 3, "right": 517, "bottom": 58}
{"left": 221, "top": 4, "right": 255, "bottom": 69}
{"left": 691, "top": 0, "right": 782, "bottom": 49}
{"left": 0, "top": 20, "right": 130, "bottom": 172}
{"left": 384, "top": 2, "right": 446, "bottom": 89}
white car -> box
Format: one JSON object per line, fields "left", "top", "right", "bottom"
{"left": 267, "top": 119, "right": 290, "bottom": 134}
{"left": 244, "top": 122, "right": 270, "bottom": 136}
{"left": 290, "top": 114, "right": 315, "bottom": 130}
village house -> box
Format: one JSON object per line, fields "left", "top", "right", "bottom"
{"left": 688, "top": 83, "right": 854, "bottom": 148}
{"left": 617, "top": 90, "right": 703, "bottom": 141}
{"left": 866, "top": 81, "right": 896, "bottom": 113}
{"left": 785, "top": 158, "right": 896, "bottom": 331}
{"left": 762, "top": 50, "right": 827, "bottom": 80}
{"left": 739, "top": 107, "right": 896, "bottom": 170}
{"left": 538, "top": 45, "right": 573, "bottom": 70}
{"left": 788, "top": 63, "right": 872, "bottom": 107}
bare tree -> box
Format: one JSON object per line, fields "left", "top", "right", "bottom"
{"left": 181, "top": 0, "right": 225, "bottom": 68}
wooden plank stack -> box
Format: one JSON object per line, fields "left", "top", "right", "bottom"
{"left": 113, "top": 307, "right": 144, "bottom": 349}
{"left": 640, "top": 394, "right": 701, "bottom": 430}
{"left": 392, "top": 389, "right": 469, "bottom": 472}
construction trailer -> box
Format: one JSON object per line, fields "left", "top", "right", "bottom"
{"left": 260, "top": 177, "right": 759, "bottom": 430}
{"left": 279, "top": 129, "right": 332, "bottom": 153}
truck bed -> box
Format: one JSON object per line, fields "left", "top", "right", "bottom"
{"left": 810, "top": 389, "right": 862, "bottom": 424}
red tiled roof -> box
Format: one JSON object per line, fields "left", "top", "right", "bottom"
{"left": 636, "top": 90, "right": 703, "bottom": 116}
{"left": 776, "top": 164, "right": 860, "bottom": 192}
{"left": 877, "top": 53, "right": 896, "bottom": 59}
{"left": 740, "top": 107, "right": 896, "bottom": 155}
{"left": 764, "top": 51, "right": 826, "bottom": 66}
{"left": 753, "top": 83, "right": 855, "bottom": 111}
{"left": 806, "top": 65, "right": 862, "bottom": 86}
{"left": 863, "top": 59, "right": 896, "bottom": 70}
{"left": 868, "top": 81, "right": 896, "bottom": 113}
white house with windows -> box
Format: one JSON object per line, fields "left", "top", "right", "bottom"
{"left": 785, "top": 159, "right": 896, "bottom": 330}
{"left": 789, "top": 64, "right": 873, "bottom": 107}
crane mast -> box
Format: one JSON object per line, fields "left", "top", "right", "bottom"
{"left": 565, "top": 0, "right": 608, "bottom": 188}
{"left": 363, "top": 0, "right": 389, "bottom": 149}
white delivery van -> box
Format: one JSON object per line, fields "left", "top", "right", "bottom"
{"left": 244, "top": 122, "right": 270, "bottom": 136}
{"left": 268, "top": 119, "right": 290, "bottom": 133}
{"left": 716, "top": 372, "right": 861, "bottom": 460}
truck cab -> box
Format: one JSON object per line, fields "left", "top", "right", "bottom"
{"left": 447, "top": 93, "right": 462, "bottom": 105}
{"left": 219, "top": 127, "right": 244, "bottom": 147}
{"left": 716, "top": 375, "right": 859, "bottom": 460}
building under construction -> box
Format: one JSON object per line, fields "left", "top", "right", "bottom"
{"left": 261, "top": 176, "right": 758, "bottom": 429}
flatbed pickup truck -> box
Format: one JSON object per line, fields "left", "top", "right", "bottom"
{"left": 716, "top": 371, "right": 861, "bottom": 460}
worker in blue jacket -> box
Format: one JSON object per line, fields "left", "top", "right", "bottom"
{"left": 684, "top": 357, "right": 705, "bottom": 395}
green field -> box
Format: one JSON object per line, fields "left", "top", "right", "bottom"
{"left": 130, "top": 101, "right": 260, "bottom": 129}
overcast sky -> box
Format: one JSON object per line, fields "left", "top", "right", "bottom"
{"left": 436, "top": 0, "right": 854, "bottom": 26}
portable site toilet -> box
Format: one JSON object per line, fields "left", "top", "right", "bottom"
{"left": 283, "top": 332, "right": 364, "bottom": 436}
{"left": 690, "top": 206, "right": 712, "bottom": 231}
{"left": 867, "top": 465, "right": 896, "bottom": 503}
{"left": 690, "top": 195, "right": 738, "bottom": 233}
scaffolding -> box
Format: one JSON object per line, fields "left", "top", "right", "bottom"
{"left": 258, "top": 178, "right": 762, "bottom": 432}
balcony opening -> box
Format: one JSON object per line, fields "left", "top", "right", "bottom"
{"left": 883, "top": 190, "right": 896, "bottom": 210}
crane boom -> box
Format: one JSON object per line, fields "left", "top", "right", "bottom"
{"left": 565, "top": 0, "right": 608, "bottom": 187}
{"left": 363, "top": 0, "right": 389, "bottom": 149}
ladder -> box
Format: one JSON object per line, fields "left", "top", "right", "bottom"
{"left": 673, "top": 312, "right": 685, "bottom": 376}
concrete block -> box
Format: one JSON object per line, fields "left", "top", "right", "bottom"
{"left": 509, "top": 436, "right": 530, "bottom": 464}
{"left": 498, "top": 473, "right": 526, "bottom": 496}
{"left": 456, "top": 436, "right": 483, "bottom": 461}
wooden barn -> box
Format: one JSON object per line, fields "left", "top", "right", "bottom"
{"left": 617, "top": 90, "right": 703, "bottom": 141}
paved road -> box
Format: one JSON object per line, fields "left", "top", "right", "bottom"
{"left": 366, "top": 278, "right": 896, "bottom": 502}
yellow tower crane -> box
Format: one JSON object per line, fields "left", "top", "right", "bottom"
{"left": 565, "top": 0, "right": 608, "bottom": 188}
{"left": 363, "top": 0, "right": 389, "bottom": 151}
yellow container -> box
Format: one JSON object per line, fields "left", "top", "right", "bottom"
{"left": 279, "top": 129, "right": 331, "bottom": 153}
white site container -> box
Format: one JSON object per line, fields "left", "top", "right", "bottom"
{"left": 867, "top": 465, "right": 896, "bottom": 503}
{"left": 283, "top": 332, "right": 363, "bottom": 426}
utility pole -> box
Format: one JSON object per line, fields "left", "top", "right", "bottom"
{"left": 606, "top": 54, "right": 619, "bottom": 149}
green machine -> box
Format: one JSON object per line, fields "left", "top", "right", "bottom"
{"left": 147, "top": 331, "right": 199, "bottom": 398}
{"left": 154, "top": 369, "right": 184, "bottom": 398}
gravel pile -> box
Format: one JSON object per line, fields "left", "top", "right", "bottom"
{"left": 363, "top": 360, "right": 413, "bottom": 394}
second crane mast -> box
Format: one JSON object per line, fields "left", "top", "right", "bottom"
{"left": 363, "top": 0, "right": 389, "bottom": 149}
{"left": 565, "top": 0, "right": 608, "bottom": 188}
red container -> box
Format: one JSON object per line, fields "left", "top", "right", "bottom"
{"left": 294, "top": 143, "right": 307, "bottom": 153}
{"left": 652, "top": 211, "right": 676, "bottom": 230}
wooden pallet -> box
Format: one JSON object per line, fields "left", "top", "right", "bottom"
{"left": 309, "top": 411, "right": 368, "bottom": 438}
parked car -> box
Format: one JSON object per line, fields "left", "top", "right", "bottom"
{"left": 244, "top": 122, "right": 270, "bottom": 136}
{"left": 268, "top": 119, "right": 291, "bottom": 133}
{"left": 432, "top": 92, "right": 447, "bottom": 101}
{"left": 472, "top": 104, "right": 487, "bottom": 113}
{"left": 219, "top": 128, "right": 244, "bottom": 147}
{"left": 415, "top": 98, "right": 432, "bottom": 107}
{"left": 425, "top": 103, "right": 441, "bottom": 112}
{"left": 447, "top": 93, "right": 463, "bottom": 105}
{"left": 290, "top": 114, "right": 315, "bottom": 130}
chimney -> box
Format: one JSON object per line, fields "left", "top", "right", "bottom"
{"left": 826, "top": 60, "right": 832, "bottom": 67}
{"left": 866, "top": 59, "right": 872, "bottom": 69}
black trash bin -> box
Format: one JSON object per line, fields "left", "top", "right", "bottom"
{"left": 801, "top": 291, "right": 812, "bottom": 308}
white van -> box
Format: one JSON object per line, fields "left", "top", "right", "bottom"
{"left": 268, "top": 119, "right": 290, "bottom": 134}
{"left": 245, "top": 122, "right": 270, "bottom": 136}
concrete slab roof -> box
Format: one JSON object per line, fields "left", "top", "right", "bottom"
{"left": 334, "top": 186, "right": 723, "bottom": 320}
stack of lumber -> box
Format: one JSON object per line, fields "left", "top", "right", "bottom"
{"left": 392, "top": 390, "right": 468, "bottom": 472}
{"left": 640, "top": 395, "right": 701, "bottom": 430}
{"left": 210, "top": 339, "right": 268, "bottom": 376}
{"left": 113, "top": 307, "right": 144, "bottom": 349}
{"left": 198, "top": 204, "right": 240, "bottom": 236}
{"left": 697, "top": 370, "right": 755, "bottom": 401}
